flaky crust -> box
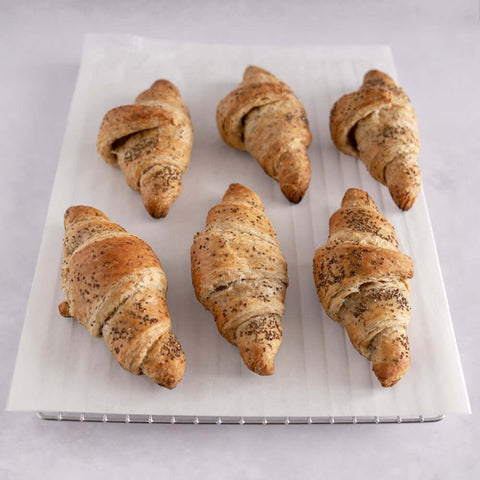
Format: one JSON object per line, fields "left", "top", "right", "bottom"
{"left": 313, "top": 189, "right": 414, "bottom": 387}
{"left": 190, "top": 183, "right": 288, "bottom": 375}
{"left": 97, "top": 80, "right": 193, "bottom": 218}
{"left": 216, "top": 66, "right": 312, "bottom": 203}
{"left": 58, "top": 205, "right": 185, "bottom": 389}
{"left": 330, "top": 70, "right": 421, "bottom": 210}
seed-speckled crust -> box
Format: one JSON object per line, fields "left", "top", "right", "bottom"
{"left": 330, "top": 70, "right": 421, "bottom": 210}
{"left": 313, "top": 188, "right": 414, "bottom": 387}
{"left": 58, "top": 205, "right": 185, "bottom": 389}
{"left": 190, "top": 183, "right": 288, "bottom": 375}
{"left": 216, "top": 66, "right": 312, "bottom": 204}
{"left": 97, "top": 80, "right": 193, "bottom": 218}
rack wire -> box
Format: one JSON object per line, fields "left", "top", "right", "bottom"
{"left": 37, "top": 411, "right": 445, "bottom": 424}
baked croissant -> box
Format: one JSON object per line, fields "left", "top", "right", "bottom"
{"left": 330, "top": 70, "right": 421, "bottom": 210}
{"left": 216, "top": 66, "right": 312, "bottom": 203}
{"left": 97, "top": 80, "right": 193, "bottom": 218}
{"left": 312, "top": 188, "right": 414, "bottom": 387}
{"left": 58, "top": 206, "right": 185, "bottom": 389}
{"left": 190, "top": 183, "right": 288, "bottom": 375}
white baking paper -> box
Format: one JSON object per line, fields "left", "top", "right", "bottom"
{"left": 7, "top": 34, "right": 471, "bottom": 417}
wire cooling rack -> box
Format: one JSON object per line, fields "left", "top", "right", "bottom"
{"left": 37, "top": 412, "right": 445, "bottom": 424}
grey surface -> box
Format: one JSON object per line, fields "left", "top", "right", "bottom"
{"left": 1, "top": 1, "right": 478, "bottom": 479}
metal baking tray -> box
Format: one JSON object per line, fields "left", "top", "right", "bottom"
{"left": 37, "top": 411, "right": 445, "bottom": 424}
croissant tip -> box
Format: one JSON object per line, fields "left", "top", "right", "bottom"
{"left": 222, "top": 183, "right": 262, "bottom": 209}
{"left": 147, "top": 206, "right": 170, "bottom": 219}
{"left": 141, "top": 333, "right": 186, "bottom": 389}
{"left": 380, "top": 378, "right": 400, "bottom": 388}
{"left": 58, "top": 301, "right": 71, "bottom": 318}
{"left": 244, "top": 65, "right": 268, "bottom": 76}
{"left": 226, "top": 182, "right": 247, "bottom": 193}
{"left": 238, "top": 342, "right": 279, "bottom": 376}
{"left": 255, "top": 364, "right": 275, "bottom": 376}
{"left": 393, "top": 194, "right": 417, "bottom": 211}
{"left": 372, "top": 359, "right": 409, "bottom": 388}
{"left": 244, "top": 356, "right": 276, "bottom": 376}
{"left": 146, "top": 359, "right": 186, "bottom": 389}
{"left": 149, "top": 79, "right": 180, "bottom": 95}
{"left": 363, "top": 69, "right": 394, "bottom": 84}
{"left": 376, "top": 375, "right": 401, "bottom": 388}
{"left": 276, "top": 149, "right": 311, "bottom": 203}
{"left": 155, "top": 371, "right": 184, "bottom": 389}
{"left": 64, "top": 205, "right": 107, "bottom": 227}
{"left": 280, "top": 183, "right": 307, "bottom": 204}
{"left": 142, "top": 196, "right": 172, "bottom": 218}
{"left": 341, "top": 188, "right": 377, "bottom": 210}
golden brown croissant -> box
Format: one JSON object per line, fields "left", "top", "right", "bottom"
{"left": 312, "top": 188, "right": 414, "bottom": 387}
{"left": 58, "top": 206, "right": 185, "bottom": 389}
{"left": 190, "top": 183, "right": 288, "bottom": 375}
{"left": 97, "top": 80, "right": 193, "bottom": 218}
{"left": 330, "top": 70, "right": 421, "bottom": 210}
{"left": 216, "top": 66, "right": 312, "bottom": 203}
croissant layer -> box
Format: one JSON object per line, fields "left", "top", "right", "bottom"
{"left": 59, "top": 205, "right": 185, "bottom": 389}
{"left": 330, "top": 70, "right": 421, "bottom": 210}
{"left": 217, "top": 66, "right": 312, "bottom": 203}
{"left": 191, "top": 183, "right": 288, "bottom": 375}
{"left": 97, "top": 80, "right": 193, "bottom": 218}
{"left": 313, "top": 188, "right": 414, "bottom": 387}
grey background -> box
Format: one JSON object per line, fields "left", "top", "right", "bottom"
{"left": 1, "top": 1, "right": 479, "bottom": 478}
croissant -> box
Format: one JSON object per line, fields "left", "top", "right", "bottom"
{"left": 216, "top": 66, "right": 312, "bottom": 203}
{"left": 97, "top": 80, "right": 193, "bottom": 218}
{"left": 58, "top": 206, "right": 185, "bottom": 389}
{"left": 312, "top": 188, "right": 414, "bottom": 387}
{"left": 330, "top": 70, "right": 421, "bottom": 210}
{"left": 190, "top": 183, "right": 288, "bottom": 375}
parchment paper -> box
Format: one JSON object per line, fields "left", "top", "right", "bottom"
{"left": 7, "top": 34, "right": 471, "bottom": 417}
